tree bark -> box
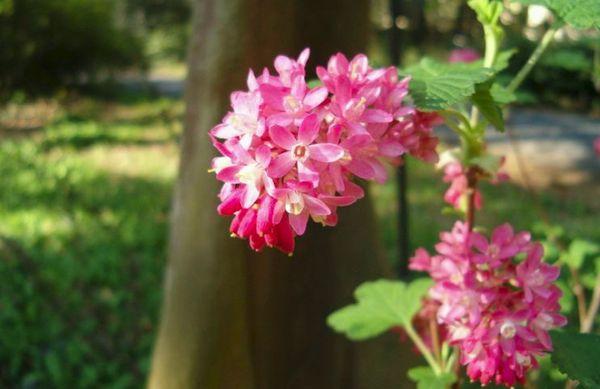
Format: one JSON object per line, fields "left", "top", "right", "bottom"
{"left": 148, "top": 1, "right": 412, "bottom": 388}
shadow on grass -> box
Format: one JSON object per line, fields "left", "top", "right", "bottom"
{"left": 0, "top": 151, "right": 172, "bottom": 387}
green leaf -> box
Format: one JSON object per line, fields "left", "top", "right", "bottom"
{"left": 408, "top": 366, "right": 457, "bottom": 389}
{"left": 541, "top": 49, "right": 592, "bottom": 71}
{"left": 402, "top": 58, "right": 495, "bottom": 111}
{"left": 307, "top": 79, "right": 322, "bottom": 88}
{"left": 471, "top": 82, "right": 505, "bottom": 132}
{"left": 550, "top": 331, "right": 600, "bottom": 388}
{"left": 556, "top": 280, "right": 574, "bottom": 314}
{"left": 327, "top": 278, "right": 432, "bottom": 341}
{"left": 470, "top": 154, "right": 503, "bottom": 175}
{"left": 513, "top": 0, "right": 600, "bottom": 29}
{"left": 490, "top": 84, "right": 517, "bottom": 104}
{"left": 468, "top": 0, "right": 504, "bottom": 25}
{"left": 565, "top": 239, "right": 599, "bottom": 269}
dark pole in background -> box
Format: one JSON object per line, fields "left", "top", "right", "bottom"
{"left": 388, "top": 0, "right": 410, "bottom": 278}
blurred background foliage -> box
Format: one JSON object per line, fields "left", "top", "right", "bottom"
{"left": 0, "top": 0, "right": 597, "bottom": 387}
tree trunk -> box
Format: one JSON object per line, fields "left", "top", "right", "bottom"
{"left": 148, "top": 1, "right": 413, "bottom": 388}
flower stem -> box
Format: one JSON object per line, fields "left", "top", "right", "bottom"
{"left": 429, "top": 317, "right": 442, "bottom": 367}
{"left": 466, "top": 168, "right": 478, "bottom": 230}
{"left": 405, "top": 323, "right": 442, "bottom": 374}
{"left": 507, "top": 27, "right": 557, "bottom": 94}
{"left": 582, "top": 272, "right": 600, "bottom": 333}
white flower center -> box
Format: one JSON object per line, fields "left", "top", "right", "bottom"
{"left": 291, "top": 144, "right": 309, "bottom": 161}
{"left": 500, "top": 321, "right": 517, "bottom": 339}
{"left": 229, "top": 113, "right": 257, "bottom": 134}
{"left": 285, "top": 191, "right": 305, "bottom": 215}
{"left": 236, "top": 163, "right": 263, "bottom": 185}
{"left": 487, "top": 244, "right": 500, "bottom": 258}
{"left": 516, "top": 352, "right": 531, "bottom": 366}
{"left": 283, "top": 95, "right": 302, "bottom": 113}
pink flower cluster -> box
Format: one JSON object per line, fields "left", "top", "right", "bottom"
{"left": 410, "top": 222, "right": 566, "bottom": 387}
{"left": 210, "top": 49, "right": 439, "bottom": 254}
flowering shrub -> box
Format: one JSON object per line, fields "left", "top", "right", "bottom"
{"left": 210, "top": 0, "right": 600, "bottom": 387}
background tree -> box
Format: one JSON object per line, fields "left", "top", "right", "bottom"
{"left": 147, "top": 1, "right": 415, "bottom": 388}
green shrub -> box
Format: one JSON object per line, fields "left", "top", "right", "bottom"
{"left": 0, "top": 0, "right": 146, "bottom": 96}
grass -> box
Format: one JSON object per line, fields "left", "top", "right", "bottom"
{"left": 0, "top": 91, "right": 597, "bottom": 388}
{"left": 0, "top": 93, "right": 182, "bottom": 388}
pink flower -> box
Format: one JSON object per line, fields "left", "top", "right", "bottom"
{"left": 272, "top": 180, "right": 331, "bottom": 235}
{"left": 594, "top": 136, "right": 600, "bottom": 156}
{"left": 449, "top": 48, "right": 480, "bottom": 63}
{"left": 516, "top": 243, "right": 561, "bottom": 302}
{"left": 216, "top": 144, "right": 273, "bottom": 208}
{"left": 268, "top": 114, "right": 344, "bottom": 183}
{"left": 409, "top": 222, "right": 566, "bottom": 387}
{"left": 211, "top": 91, "right": 265, "bottom": 148}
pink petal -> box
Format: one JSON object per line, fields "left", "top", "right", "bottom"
{"left": 259, "top": 84, "right": 285, "bottom": 110}
{"left": 319, "top": 195, "right": 356, "bottom": 207}
{"left": 211, "top": 123, "right": 239, "bottom": 139}
{"left": 217, "top": 192, "right": 242, "bottom": 215}
{"left": 247, "top": 70, "right": 258, "bottom": 91}
{"left": 303, "top": 86, "right": 328, "bottom": 108}
{"left": 492, "top": 223, "right": 513, "bottom": 244}
{"left": 272, "top": 199, "right": 285, "bottom": 224}
{"left": 239, "top": 133, "right": 253, "bottom": 149}
{"left": 289, "top": 211, "right": 309, "bottom": 235}
{"left": 297, "top": 161, "right": 320, "bottom": 184}
{"left": 308, "top": 143, "right": 344, "bottom": 162}
{"left": 304, "top": 195, "right": 331, "bottom": 216}
{"left": 347, "top": 159, "right": 375, "bottom": 180}
{"left": 361, "top": 109, "right": 393, "bottom": 123}
{"left": 242, "top": 185, "right": 260, "bottom": 208}
{"left": 298, "top": 113, "right": 320, "bottom": 144}
{"left": 297, "top": 48, "right": 310, "bottom": 65}
{"left": 267, "top": 152, "right": 294, "bottom": 178}
{"left": 272, "top": 215, "right": 295, "bottom": 253}
{"left": 268, "top": 112, "right": 294, "bottom": 127}
{"left": 216, "top": 166, "right": 241, "bottom": 182}
{"left": 269, "top": 125, "right": 296, "bottom": 150}
{"left": 378, "top": 141, "right": 406, "bottom": 157}
{"left": 350, "top": 54, "right": 368, "bottom": 76}
{"left": 255, "top": 145, "right": 271, "bottom": 168}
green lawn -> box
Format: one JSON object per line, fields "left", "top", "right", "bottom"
{"left": 0, "top": 93, "right": 597, "bottom": 387}
{"left": 0, "top": 94, "right": 181, "bottom": 387}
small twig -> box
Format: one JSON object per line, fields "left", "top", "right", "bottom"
{"left": 582, "top": 272, "right": 600, "bottom": 333}
{"left": 507, "top": 27, "right": 558, "bottom": 93}
{"left": 569, "top": 267, "right": 588, "bottom": 330}
{"left": 405, "top": 323, "right": 443, "bottom": 374}
{"left": 429, "top": 317, "right": 442, "bottom": 368}
{"left": 465, "top": 167, "right": 479, "bottom": 230}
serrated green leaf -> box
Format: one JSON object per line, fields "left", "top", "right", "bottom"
{"left": 550, "top": 331, "right": 600, "bottom": 388}
{"left": 513, "top": 0, "right": 600, "bottom": 29}
{"left": 327, "top": 278, "right": 432, "bottom": 341}
{"left": 565, "top": 239, "right": 599, "bottom": 269}
{"left": 402, "top": 58, "right": 495, "bottom": 111}
{"left": 471, "top": 83, "right": 505, "bottom": 132}
{"left": 408, "top": 366, "right": 457, "bottom": 389}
